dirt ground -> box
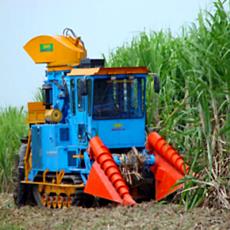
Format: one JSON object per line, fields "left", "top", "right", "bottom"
{"left": 0, "top": 194, "right": 229, "bottom": 230}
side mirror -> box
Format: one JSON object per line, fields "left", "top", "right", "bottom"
{"left": 153, "top": 74, "right": 160, "bottom": 93}
{"left": 79, "top": 79, "right": 88, "bottom": 96}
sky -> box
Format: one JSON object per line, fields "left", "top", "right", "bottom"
{"left": 0, "top": 0, "right": 214, "bottom": 107}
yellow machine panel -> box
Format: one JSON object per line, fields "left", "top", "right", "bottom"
{"left": 27, "top": 102, "right": 46, "bottom": 124}
{"left": 68, "top": 67, "right": 148, "bottom": 76}
{"left": 24, "top": 35, "right": 87, "bottom": 69}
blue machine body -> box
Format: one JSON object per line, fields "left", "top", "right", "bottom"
{"left": 28, "top": 69, "right": 155, "bottom": 183}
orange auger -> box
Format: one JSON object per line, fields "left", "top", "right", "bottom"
{"left": 84, "top": 136, "right": 136, "bottom": 206}
{"left": 147, "top": 132, "right": 189, "bottom": 200}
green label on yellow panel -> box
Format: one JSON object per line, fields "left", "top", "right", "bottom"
{"left": 40, "top": 43, "right": 53, "bottom": 52}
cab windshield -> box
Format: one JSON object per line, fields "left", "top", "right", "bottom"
{"left": 93, "top": 77, "right": 145, "bottom": 120}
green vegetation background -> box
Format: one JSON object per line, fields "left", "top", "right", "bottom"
{"left": 0, "top": 0, "right": 229, "bottom": 209}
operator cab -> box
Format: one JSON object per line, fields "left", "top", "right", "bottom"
{"left": 67, "top": 67, "right": 148, "bottom": 150}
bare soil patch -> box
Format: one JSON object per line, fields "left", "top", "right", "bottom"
{"left": 0, "top": 193, "right": 229, "bottom": 230}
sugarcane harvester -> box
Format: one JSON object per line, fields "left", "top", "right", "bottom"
{"left": 14, "top": 29, "right": 189, "bottom": 208}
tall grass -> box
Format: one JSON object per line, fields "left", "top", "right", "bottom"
{"left": 0, "top": 107, "right": 27, "bottom": 192}
{"left": 0, "top": 0, "right": 229, "bottom": 210}
{"left": 33, "top": 87, "right": 44, "bottom": 102}
{"left": 107, "top": 0, "right": 230, "bottom": 209}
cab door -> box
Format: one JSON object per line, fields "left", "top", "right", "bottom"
{"left": 68, "top": 77, "right": 92, "bottom": 148}
{"left": 75, "top": 78, "right": 88, "bottom": 145}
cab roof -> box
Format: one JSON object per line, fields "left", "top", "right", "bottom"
{"left": 68, "top": 67, "right": 148, "bottom": 76}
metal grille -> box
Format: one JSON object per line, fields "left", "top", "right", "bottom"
{"left": 60, "top": 128, "right": 69, "bottom": 141}
{"left": 68, "top": 151, "right": 76, "bottom": 166}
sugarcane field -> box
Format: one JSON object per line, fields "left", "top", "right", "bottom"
{"left": 0, "top": 0, "right": 229, "bottom": 229}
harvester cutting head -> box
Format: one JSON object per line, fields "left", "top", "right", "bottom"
{"left": 14, "top": 29, "right": 189, "bottom": 208}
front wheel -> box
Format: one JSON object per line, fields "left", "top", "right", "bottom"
{"left": 13, "top": 168, "right": 27, "bottom": 207}
{"left": 13, "top": 144, "right": 33, "bottom": 207}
